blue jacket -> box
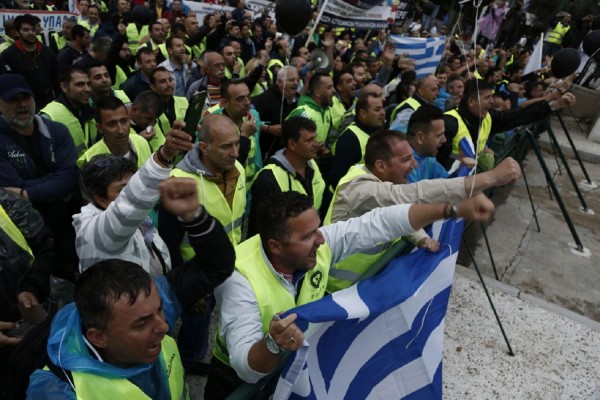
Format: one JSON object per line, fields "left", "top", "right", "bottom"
{"left": 0, "top": 115, "right": 79, "bottom": 203}
{"left": 26, "top": 276, "right": 181, "bottom": 400}
{"left": 408, "top": 148, "right": 449, "bottom": 183}
{"left": 434, "top": 87, "right": 452, "bottom": 111}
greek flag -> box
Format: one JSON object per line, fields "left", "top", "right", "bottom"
{"left": 273, "top": 216, "right": 464, "bottom": 400}
{"left": 388, "top": 35, "right": 446, "bottom": 78}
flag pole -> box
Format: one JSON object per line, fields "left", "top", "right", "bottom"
{"left": 305, "top": 0, "right": 332, "bottom": 47}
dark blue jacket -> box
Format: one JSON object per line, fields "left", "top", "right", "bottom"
{"left": 0, "top": 115, "right": 79, "bottom": 203}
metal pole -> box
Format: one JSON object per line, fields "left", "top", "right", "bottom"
{"left": 527, "top": 129, "right": 584, "bottom": 252}
{"left": 519, "top": 160, "right": 541, "bottom": 232}
{"left": 555, "top": 111, "right": 594, "bottom": 185}
{"left": 480, "top": 223, "right": 499, "bottom": 280}
{"left": 304, "top": 0, "right": 331, "bottom": 47}
{"left": 463, "top": 236, "right": 515, "bottom": 356}
{"left": 545, "top": 120, "right": 590, "bottom": 212}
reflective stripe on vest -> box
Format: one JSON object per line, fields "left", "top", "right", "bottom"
{"left": 126, "top": 23, "right": 149, "bottom": 54}
{"left": 331, "top": 122, "right": 369, "bottom": 158}
{"left": 323, "top": 165, "right": 401, "bottom": 292}
{"left": 70, "top": 335, "right": 189, "bottom": 400}
{"left": 157, "top": 97, "right": 188, "bottom": 135}
{"left": 213, "top": 235, "right": 331, "bottom": 367}
{"left": 77, "top": 134, "right": 152, "bottom": 168}
{"left": 287, "top": 104, "right": 332, "bottom": 144}
{"left": 260, "top": 160, "right": 325, "bottom": 210}
{"left": 546, "top": 22, "right": 570, "bottom": 45}
{"left": 390, "top": 97, "right": 421, "bottom": 123}
{"left": 0, "top": 205, "right": 33, "bottom": 261}
{"left": 445, "top": 109, "right": 492, "bottom": 156}
{"left": 41, "top": 101, "right": 97, "bottom": 157}
{"left": 171, "top": 162, "right": 246, "bottom": 253}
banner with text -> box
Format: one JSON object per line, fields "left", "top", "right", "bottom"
{"left": 0, "top": 10, "right": 78, "bottom": 36}
{"left": 321, "top": 0, "right": 393, "bottom": 29}
{"left": 245, "top": 0, "right": 276, "bottom": 20}
{"left": 186, "top": 2, "right": 256, "bottom": 23}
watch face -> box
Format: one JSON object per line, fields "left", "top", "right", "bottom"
{"left": 265, "top": 334, "right": 281, "bottom": 354}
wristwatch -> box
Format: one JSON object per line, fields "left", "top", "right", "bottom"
{"left": 264, "top": 332, "right": 282, "bottom": 355}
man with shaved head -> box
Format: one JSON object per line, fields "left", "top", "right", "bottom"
{"left": 159, "top": 114, "right": 247, "bottom": 375}
{"left": 389, "top": 74, "right": 439, "bottom": 133}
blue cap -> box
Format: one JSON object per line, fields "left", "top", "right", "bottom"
{"left": 0, "top": 74, "right": 34, "bottom": 101}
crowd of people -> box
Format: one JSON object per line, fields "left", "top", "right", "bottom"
{"left": 0, "top": 0, "right": 582, "bottom": 399}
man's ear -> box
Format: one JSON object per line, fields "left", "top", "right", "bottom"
{"left": 85, "top": 327, "right": 109, "bottom": 349}
{"left": 287, "top": 139, "right": 297, "bottom": 152}
{"left": 267, "top": 238, "right": 283, "bottom": 257}
{"left": 357, "top": 108, "right": 366, "bottom": 121}
{"left": 373, "top": 159, "right": 387, "bottom": 176}
{"left": 467, "top": 96, "right": 476, "bottom": 109}
{"left": 199, "top": 140, "right": 207, "bottom": 156}
{"left": 416, "top": 131, "right": 425, "bottom": 145}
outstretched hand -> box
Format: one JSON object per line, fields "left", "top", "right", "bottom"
{"left": 159, "top": 178, "right": 202, "bottom": 221}
{"left": 549, "top": 92, "right": 576, "bottom": 110}
{"left": 490, "top": 157, "right": 521, "bottom": 186}
{"left": 456, "top": 192, "right": 495, "bottom": 222}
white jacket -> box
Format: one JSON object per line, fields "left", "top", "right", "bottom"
{"left": 73, "top": 156, "right": 172, "bottom": 276}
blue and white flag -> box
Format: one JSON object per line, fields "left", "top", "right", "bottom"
{"left": 273, "top": 215, "right": 465, "bottom": 400}
{"left": 388, "top": 35, "right": 446, "bottom": 79}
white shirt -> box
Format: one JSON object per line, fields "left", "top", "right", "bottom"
{"left": 215, "top": 204, "right": 415, "bottom": 383}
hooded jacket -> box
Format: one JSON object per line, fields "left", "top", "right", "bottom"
{"left": 0, "top": 115, "right": 79, "bottom": 203}
{"left": 26, "top": 277, "right": 180, "bottom": 400}
{"left": 287, "top": 95, "right": 332, "bottom": 144}
{"left": 27, "top": 203, "right": 236, "bottom": 399}
{"left": 160, "top": 148, "right": 246, "bottom": 266}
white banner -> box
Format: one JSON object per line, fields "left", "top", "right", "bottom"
{"left": 0, "top": 10, "right": 78, "bottom": 36}
{"left": 321, "top": 0, "right": 393, "bottom": 29}
{"left": 245, "top": 0, "right": 275, "bottom": 20}
{"left": 186, "top": 2, "right": 255, "bottom": 22}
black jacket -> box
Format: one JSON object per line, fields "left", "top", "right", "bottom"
{"left": 0, "top": 40, "right": 59, "bottom": 111}
{"left": 438, "top": 100, "right": 553, "bottom": 168}
{"left": 164, "top": 209, "right": 235, "bottom": 310}
{"left": 56, "top": 43, "right": 87, "bottom": 74}
{"left": 251, "top": 85, "right": 298, "bottom": 161}
{"left": 0, "top": 189, "right": 52, "bottom": 322}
